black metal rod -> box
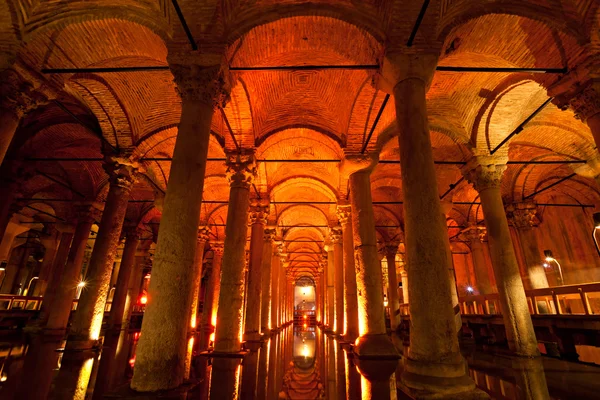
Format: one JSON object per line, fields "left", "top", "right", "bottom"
{"left": 507, "top": 160, "right": 585, "bottom": 165}
{"left": 436, "top": 66, "right": 567, "bottom": 74}
{"left": 440, "top": 177, "right": 464, "bottom": 200}
{"left": 407, "top": 0, "right": 431, "bottom": 47}
{"left": 491, "top": 97, "right": 554, "bottom": 155}
{"left": 230, "top": 65, "right": 379, "bottom": 71}
{"left": 219, "top": 108, "right": 240, "bottom": 151}
{"left": 524, "top": 173, "right": 577, "bottom": 199}
{"left": 170, "top": 0, "right": 197, "bottom": 50}
{"left": 42, "top": 66, "right": 169, "bottom": 74}
{"left": 26, "top": 157, "right": 104, "bottom": 162}
{"left": 361, "top": 94, "right": 390, "bottom": 154}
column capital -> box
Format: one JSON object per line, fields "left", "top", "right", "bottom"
{"left": 103, "top": 155, "right": 144, "bottom": 190}
{"left": 336, "top": 203, "right": 352, "bottom": 226}
{"left": 264, "top": 228, "right": 276, "bottom": 243}
{"left": 0, "top": 68, "right": 59, "bottom": 119}
{"left": 210, "top": 241, "right": 224, "bottom": 255}
{"left": 198, "top": 225, "right": 211, "bottom": 242}
{"left": 461, "top": 156, "right": 508, "bottom": 192}
{"left": 168, "top": 52, "right": 231, "bottom": 107}
{"left": 378, "top": 51, "right": 439, "bottom": 93}
{"left": 461, "top": 225, "right": 487, "bottom": 243}
{"left": 506, "top": 202, "right": 540, "bottom": 229}
{"left": 248, "top": 200, "right": 269, "bottom": 226}
{"left": 329, "top": 227, "right": 342, "bottom": 244}
{"left": 340, "top": 153, "right": 378, "bottom": 177}
{"left": 72, "top": 203, "right": 102, "bottom": 224}
{"left": 383, "top": 241, "right": 400, "bottom": 255}
{"left": 226, "top": 153, "right": 256, "bottom": 189}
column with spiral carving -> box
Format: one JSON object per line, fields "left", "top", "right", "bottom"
{"left": 131, "top": 56, "right": 231, "bottom": 392}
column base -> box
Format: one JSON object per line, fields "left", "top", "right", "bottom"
{"left": 401, "top": 357, "right": 488, "bottom": 399}
{"left": 65, "top": 335, "right": 101, "bottom": 351}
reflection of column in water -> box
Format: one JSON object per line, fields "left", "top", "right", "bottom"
{"left": 512, "top": 357, "right": 551, "bottom": 400}
{"left": 258, "top": 338, "right": 270, "bottom": 399}
{"left": 345, "top": 352, "right": 362, "bottom": 400}
{"left": 335, "top": 339, "right": 346, "bottom": 399}
{"left": 49, "top": 350, "right": 96, "bottom": 400}
{"left": 14, "top": 336, "right": 62, "bottom": 399}
{"left": 240, "top": 347, "right": 260, "bottom": 399}
{"left": 326, "top": 336, "right": 336, "bottom": 399}
{"left": 209, "top": 358, "right": 242, "bottom": 400}
{"left": 267, "top": 336, "right": 278, "bottom": 399}
{"left": 360, "top": 373, "right": 395, "bottom": 400}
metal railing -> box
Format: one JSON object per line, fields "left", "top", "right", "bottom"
{"left": 0, "top": 295, "right": 43, "bottom": 311}
{"left": 399, "top": 282, "right": 600, "bottom": 317}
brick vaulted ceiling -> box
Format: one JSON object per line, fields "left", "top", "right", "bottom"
{"left": 1, "top": 0, "right": 600, "bottom": 278}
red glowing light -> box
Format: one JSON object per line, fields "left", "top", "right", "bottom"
{"left": 140, "top": 295, "right": 148, "bottom": 305}
{"left": 129, "top": 356, "right": 136, "bottom": 367}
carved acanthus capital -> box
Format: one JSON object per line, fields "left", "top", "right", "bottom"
{"left": 103, "top": 155, "right": 143, "bottom": 190}
{"left": 462, "top": 225, "right": 487, "bottom": 243}
{"left": 0, "top": 68, "right": 59, "bottom": 119}
{"left": 169, "top": 62, "right": 231, "bottom": 108}
{"left": 383, "top": 241, "right": 400, "bottom": 256}
{"left": 461, "top": 156, "right": 507, "bottom": 192}
{"left": 264, "top": 228, "right": 276, "bottom": 243}
{"left": 329, "top": 227, "right": 342, "bottom": 244}
{"left": 336, "top": 204, "right": 352, "bottom": 226}
{"left": 198, "top": 225, "right": 211, "bottom": 243}
{"left": 566, "top": 83, "right": 600, "bottom": 121}
{"left": 226, "top": 153, "right": 256, "bottom": 189}
{"left": 506, "top": 202, "right": 540, "bottom": 229}
{"left": 211, "top": 241, "right": 224, "bottom": 256}
{"left": 248, "top": 200, "right": 269, "bottom": 226}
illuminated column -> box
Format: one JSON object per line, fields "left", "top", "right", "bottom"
{"left": 261, "top": 230, "right": 276, "bottom": 333}
{"left": 44, "top": 206, "right": 97, "bottom": 333}
{"left": 400, "top": 264, "right": 408, "bottom": 304}
{"left": 213, "top": 154, "right": 255, "bottom": 353}
{"left": 107, "top": 226, "right": 141, "bottom": 330}
{"left": 384, "top": 242, "right": 400, "bottom": 331}
{"left": 463, "top": 226, "right": 494, "bottom": 294}
{"left": 278, "top": 256, "right": 287, "bottom": 327}
{"left": 245, "top": 200, "right": 269, "bottom": 341}
{"left": 385, "top": 52, "right": 477, "bottom": 395}
{"left": 506, "top": 203, "right": 549, "bottom": 289}
{"left": 325, "top": 244, "right": 335, "bottom": 330}
{"left": 347, "top": 160, "right": 396, "bottom": 357}
{"left": 319, "top": 258, "right": 326, "bottom": 325}
{"left": 337, "top": 204, "right": 359, "bottom": 341}
{"left": 190, "top": 226, "right": 210, "bottom": 331}
{"left": 0, "top": 69, "right": 55, "bottom": 165}
{"left": 270, "top": 241, "right": 282, "bottom": 330}
{"left": 331, "top": 227, "right": 344, "bottom": 334}
{"left": 199, "top": 242, "right": 224, "bottom": 352}
{"left": 287, "top": 270, "right": 294, "bottom": 322}
{"left": 67, "top": 156, "right": 140, "bottom": 350}
{"left": 131, "top": 59, "right": 231, "bottom": 392}
{"left": 34, "top": 227, "right": 61, "bottom": 296}
{"left": 462, "top": 156, "right": 539, "bottom": 356}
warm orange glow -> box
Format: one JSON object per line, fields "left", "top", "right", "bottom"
{"left": 210, "top": 332, "right": 215, "bottom": 343}
{"left": 129, "top": 356, "right": 136, "bottom": 367}
{"left": 140, "top": 295, "right": 148, "bottom": 305}
{"left": 190, "top": 317, "right": 196, "bottom": 329}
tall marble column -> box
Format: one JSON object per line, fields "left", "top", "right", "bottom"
{"left": 270, "top": 241, "right": 282, "bottom": 331}
{"left": 384, "top": 242, "right": 400, "bottom": 331}
{"left": 198, "top": 241, "right": 224, "bottom": 353}
{"left": 131, "top": 59, "right": 231, "bottom": 392}
{"left": 107, "top": 226, "right": 141, "bottom": 330}
{"left": 190, "top": 226, "right": 210, "bottom": 331}
{"left": 462, "top": 156, "right": 539, "bottom": 357}
{"left": 337, "top": 204, "right": 359, "bottom": 341}
{"left": 347, "top": 160, "right": 397, "bottom": 358}
{"left": 325, "top": 245, "right": 335, "bottom": 331}
{"left": 506, "top": 203, "right": 549, "bottom": 289}
{"left": 34, "top": 226, "right": 61, "bottom": 296}
{"left": 463, "top": 226, "right": 494, "bottom": 294}
{"left": 0, "top": 68, "right": 55, "bottom": 165}
{"left": 245, "top": 200, "right": 269, "bottom": 341}
{"left": 67, "top": 157, "right": 140, "bottom": 349}
{"left": 261, "top": 229, "right": 275, "bottom": 332}
{"left": 213, "top": 154, "right": 255, "bottom": 354}
{"left": 279, "top": 256, "right": 288, "bottom": 327}
{"left": 44, "top": 206, "right": 98, "bottom": 333}
{"left": 331, "top": 227, "right": 344, "bottom": 334}
{"left": 383, "top": 52, "right": 479, "bottom": 396}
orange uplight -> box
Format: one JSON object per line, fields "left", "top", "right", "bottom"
{"left": 210, "top": 332, "right": 215, "bottom": 343}
{"left": 129, "top": 356, "right": 136, "bottom": 367}
{"left": 303, "top": 314, "right": 307, "bottom": 319}
{"left": 140, "top": 295, "right": 148, "bottom": 305}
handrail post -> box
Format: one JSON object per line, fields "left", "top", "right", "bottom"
{"left": 579, "top": 288, "right": 590, "bottom": 315}
{"left": 551, "top": 291, "right": 561, "bottom": 315}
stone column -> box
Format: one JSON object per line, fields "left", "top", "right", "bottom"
{"left": 331, "top": 227, "right": 344, "bottom": 334}
{"left": 270, "top": 241, "right": 282, "bottom": 331}
{"left": 383, "top": 52, "right": 478, "bottom": 395}
{"left": 44, "top": 206, "right": 98, "bottom": 333}
{"left": 400, "top": 266, "right": 408, "bottom": 304}
{"left": 131, "top": 59, "right": 230, "bottom": 392}
{"left": 34, "top": 226, "right": 61, "bottom": 296}
{"left": 463, "top": 226, "right": 494, "bottom": 294}
{"left": 337, "top": 204, "right": 359, "bottom": 342}
{"left": 190, "top": 226, "right": 210, "bottom": 331}
{"left": 506, "top": 203, "right": 549, "bottom": 289}
{"left": 0, "top": 68, "right": 55, "bottom": 165}
{"left": 245, "top": 200, "right": 269, "bottom": 342}
{"left": 107, "top": 226, "right": 141, "bottom": 330}
{"left": 261, "top": 229, "right": 275, "bottom": 332}
{"left": 325, "top": 246, "right": 335, "bottom": 331}
{"left": 198, "top": 242, "right": 224, "bottom": 353}
{"left": 67, "top": 157, "right": 140, "bottom": 350}
{"left": 462, "top": 156, "right": 539, "bottom": 357}
{"left": 384, "top": 242, "right": 400, "bottom": 331}
{"left": 213, "top": 154, "right": 255, "bottom": 353}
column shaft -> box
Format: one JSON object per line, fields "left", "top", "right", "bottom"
{"left": 199, "top": 244, "right": 223, "bottom": 352}
{"left": 190, "top": 228, "right": 209, "bottom": 331}
{"left": 339, "top": 210, "right": 359, "bottom": 341}
{"left": 332, "top": 231, "right": 344, "bottom": 334}
{"left": 261, "top": 232, "right": 275, "bottom": 332}
{"left": 385, "top": 249, "right": 400, "bottom": 330}
{"left": 469, "top": 232, "right": 494, "bottom": 294}
{"left": 107, "top": 230, "right": 140, "bottom": 329}
{"left": 245, "top": 204, "right": 268, "bottom": 340}
{"left": 326, "top": 248, "right": 335, "bottom": 329}
{"left": 270, "top": 247, "right": 280, "bottom": 330}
